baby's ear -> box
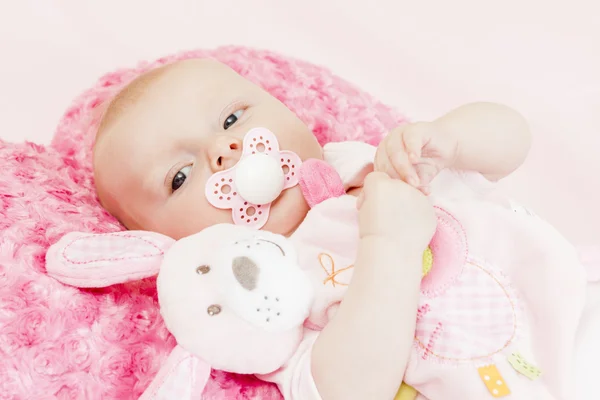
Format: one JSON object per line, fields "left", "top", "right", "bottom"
{"left": 138, "top": 345, "right": 211, "bottom": 400}
{"left": 45, "top": 231, "right": 175, "bottom": 288}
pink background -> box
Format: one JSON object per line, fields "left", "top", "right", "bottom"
{"left": 0, "top": 0, "right": 597, "bottom": 244}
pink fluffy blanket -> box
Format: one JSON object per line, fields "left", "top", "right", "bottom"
{"left": 0, "top": 47, "right": 404, "bottom": 399}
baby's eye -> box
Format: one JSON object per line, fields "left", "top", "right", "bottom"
{"left": 223, "top": 109, "right": 244, "bottom": 130}
{"left": 172, "top": 165, "right": 192, "bottom": 192}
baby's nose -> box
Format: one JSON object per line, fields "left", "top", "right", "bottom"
{"left": 209, "top": 136, "right": 243, "bottom": 172}
{"left": 232, "top": 256, "right": 259, "bottom": 291}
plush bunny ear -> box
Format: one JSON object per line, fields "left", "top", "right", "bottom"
{"left": 45, "top": 231, "right": 175, "bottom": 288}
{"left": 138, "top": 345, "right": 211, "bottom": 400}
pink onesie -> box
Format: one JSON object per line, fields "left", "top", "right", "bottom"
{"left": 260, "top": 142, "right": 587, "bottom": 400}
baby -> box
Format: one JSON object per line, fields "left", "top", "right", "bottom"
{"left": 93, "top": 58, "right": 585, "bottom": 399}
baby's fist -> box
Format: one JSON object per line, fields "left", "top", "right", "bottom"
{"left": 375, "top": 122, "right": 458, "bottom": 194}
{"left": 358, "top": 172, "right": 436, "bottom": 248}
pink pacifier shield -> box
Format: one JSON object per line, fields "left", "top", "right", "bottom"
{"left": 205, "top": 128, "right": 302, "bottom": 229}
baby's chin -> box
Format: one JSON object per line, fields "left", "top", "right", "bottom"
{"left": 262, "top": 186, "right": 309, "bottom": 237}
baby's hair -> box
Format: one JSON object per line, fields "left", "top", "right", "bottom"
{"left": 95, "top": 64, "right": 173, "bottom": 142}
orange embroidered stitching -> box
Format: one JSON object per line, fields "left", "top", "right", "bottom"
{"left": 318, "top": 253, "right": 353, "bottom": 287}
{"left": 414, "top": 261, "right": 518, "bottom": 362}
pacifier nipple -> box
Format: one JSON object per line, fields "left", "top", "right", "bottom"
{"left": 205, "top": 128, "right": 302, "bottom": 229}
{"left": 235, "top": 154, "right": 284, "bottom": 205}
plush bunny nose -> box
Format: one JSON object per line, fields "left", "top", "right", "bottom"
{"left": 232, "top": 256, "right": 259, "bottom": 291}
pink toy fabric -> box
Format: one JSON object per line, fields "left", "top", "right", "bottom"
{"left": 298, "top": 159, "right": 345, "bottom": 208}
{"left": 0, "top": 46, "right": 405, "bottom": 399}
{"left": 45, "top": 223, "right": 314, "bottom": 398}
{"left": 46, "top": 231, "right": 175, "bottom": 288}
{"left": 205, "top": 128, "right": 302, "bottom": 229}
{"left": 263, "top": 146, "right": 588, "bottom": 399}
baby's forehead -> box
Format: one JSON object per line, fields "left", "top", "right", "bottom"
{"left": 98, "top": 59, "right": 240, "bottom": 135}
{"left": 94, "top": 58, "right": 257, "bottom": 166}
{"left": 94, "top": 59, "right": 247, "bottom": 175}
{"left": 148, "top": 58, "right": 245, "bottom": 93}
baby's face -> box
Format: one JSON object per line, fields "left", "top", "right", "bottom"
{"left": 94, "top": 59, "right": 323, "bottom": 239}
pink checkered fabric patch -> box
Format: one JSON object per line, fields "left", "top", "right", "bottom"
{"left": 62, "top": 232, "right": 168, "bottom": 265}
{"left": 46, "top": 231, "right": 174, "bottom": 288}
{"left": 415, "top": 261, "right": 517, "bottom": 363}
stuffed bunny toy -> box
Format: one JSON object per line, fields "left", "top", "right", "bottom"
{"left": 46, "top": 223, "right": 314, "bottom": 399}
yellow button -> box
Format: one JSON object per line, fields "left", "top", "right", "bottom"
{"left": 394, "top": 382, "right": 418, "bottom": 400}
{"left": 478, "top": 364, "right": 511, "bottom": 397}
{"left": 422, "top": 247, "right": 433, "bottom": 277}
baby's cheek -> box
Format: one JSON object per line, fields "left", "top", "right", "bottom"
{"left": 157, "top": 190, "right": 232, "bottom": 240}
{"left": 169, "top": 208, "right": 233, "bottom": 240}
{"left": 275, "top": 122, "right": 322, "bottom": 161}
{"left": 261, "top": 187, "right": 309, "bottom": 235}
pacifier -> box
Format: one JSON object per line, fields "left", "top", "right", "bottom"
{"left": 205, "top": 128, "right": 302, "bottom": 229}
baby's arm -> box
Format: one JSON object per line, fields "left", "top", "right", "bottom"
{"left": 434, "top": 102, "right": 531, "bottom": 181}
{"left": 311, "top": 173, "right": 436, "bottom": 400}
{"left": 312, "top": 236, "right": 421, "bottom": 399}
{"left": 375, "top": 102, "right": 531, "bottom": 192}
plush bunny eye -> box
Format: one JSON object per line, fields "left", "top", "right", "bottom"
{"left": 196, "top": 265, "right": 210, "bottom": 275}
{"left": 207, "top": 305, "right": 221, "bottom": 316}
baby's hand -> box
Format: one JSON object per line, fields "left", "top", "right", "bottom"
{"left": 357, "top": 172, "right": 436, "bottom": 248}
{"left": 375, "top": 122, "right": 458, "bottom": 194}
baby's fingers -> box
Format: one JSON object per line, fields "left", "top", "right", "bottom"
{"left": 420, "top": 186, "right": 431, "bottom": 195}
{"left": 387, "top": 132, "right": 419, "bottom": 186}
{"left": 414, "top": 162, "right": 440, "bottom": 194}
{"left": 374, "top": 145, "right": 396, "bottom": 177}
{"left": 356, "top": 190, "right": 365, "bottom": 209}
{"left": 403, "top": 122, "right": 430, "bottom": 163}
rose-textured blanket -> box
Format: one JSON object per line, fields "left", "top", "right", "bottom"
{"left": 0, "top": 46, "right": 404, "bottom": 399}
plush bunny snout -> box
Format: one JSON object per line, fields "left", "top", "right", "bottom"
{"left": 157, "top": 224, "right": 314, "bottom": 374}
{"left": 220, "top": 234, "right": 314, "bottom": 333}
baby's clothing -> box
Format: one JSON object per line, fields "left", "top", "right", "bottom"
{"left": 260, "top": 142, "right": 587, "bottom": 400}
